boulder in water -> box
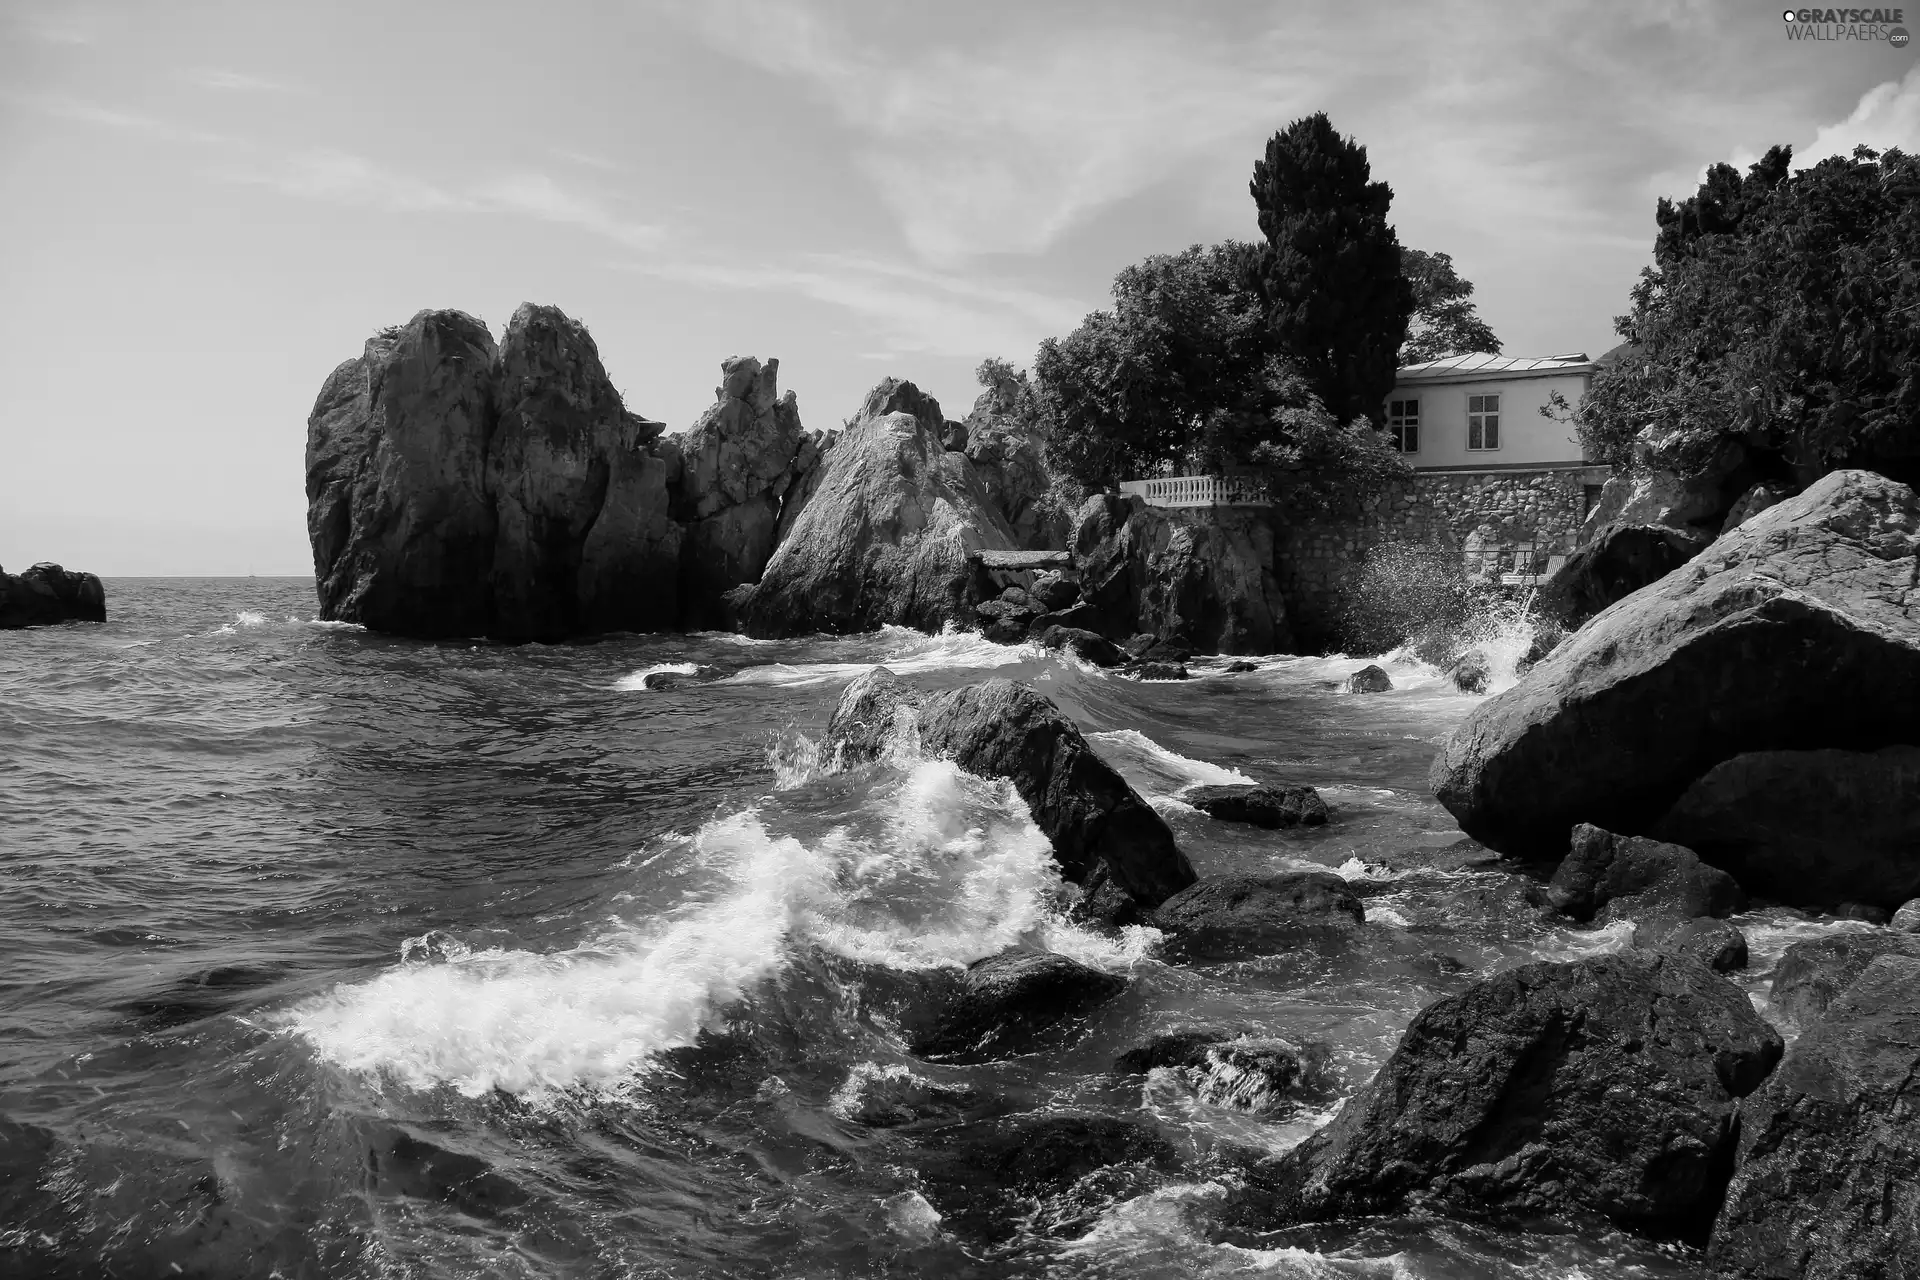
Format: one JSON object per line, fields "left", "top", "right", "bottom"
{"left": 1632, "top": 915, "right": 1748, "bottom": 973}
{"left": 1225, "top": 659, "right": 1259, "bottom": 673}
{"left": 1036, "top": 624, "right": 1124, "bottom": 668}
{"left": 737, "top": 379, "right": 1019, "bottom": 636}
{"left": 1183, "top": 784, "right": 1329, "bottom": 829}
{"left": 911, "top": 1112, "right": 1181, "bottom": 1243}
{"left": 1709, "top": 954, "right": 1920, "bottom": 1277}
{"left": 1539, "top": 522, "right": 1707, "bottom": 625}
{"left": 1151, "top": 872, "right": 1363, "bottom": 960}
{"left": 1073, "top": 494, "right": 1290, "bottom": 654}
{"left": 1131, "top": 661, "right": 1189, "bottom": 681}
{"left": 1769, "top": 931, "right": 1920, "bottom": 1026}
{"left": 1649, "top": 746, "right": 1920, "bottom": 912}
{"left": 1445, "top": 651, "right": 1491, "bottom": 694}
{"left": 1230, "top": 951, "right": 1783, "bottom": 1238}
{"left": 910, "top": 949, "right": 1126, "bottom": 1059}
{"left": 1344, "top": 664, "right": 1392, "bottom": 693}
{"left": 1028, "top": 570, "right": 1079, "bottom": 612}
{"left": 1115, "top": 1029, "right": 1332, "bottom": 1114}
{"left": 824, "top": 669, "right": 1197, "bottom": 908}
{"left": 1545, "top": 824, "right": 1745, "bottom": 924}
{"left": 0, "top": 563, "right": 106, "bottom": 628}
{"left": 1432, "top": 470, "right": 1920, "bottom": 870}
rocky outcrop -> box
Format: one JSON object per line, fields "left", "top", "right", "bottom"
{"left": 1073, "top": 494, "right": 1290, "bottom": 655}
{"left": 961, "top": 394, "right": 1071, "bottom": 551}
{"left": 1579, "top": 423, "right": 1761, "bottom": 543}
{"left": 1768, "top": 932, "right": 1920, "bottom": 1026}
{"left": 1151, "top": 872, "right": 1364, "bottom": 960}
{"left": 910, "top": 949, "right": 1126, "bottom": 1059}
{"left": 1234, "top": 951, "right": 1783, "bottom": 1238}
{"left": 1432, "top": 471, "right": 1920, "bottom": 877}
{"left": 1710, "top": 954, "right": 1920, "bottom": 1277}
{"left": 0, "top": 563, "right": 106, "bottom": 628}
{"left": 736, "top": 380, "right": 1018, "bottom": 636}
{"left": 825, "top": 669, "right": 1197, "bottom": 909}
{"left": 1182, "top": 784, "right": 1329, "bottom": 829}
{"left": 1544, "top": 825, "right": 1745, "bottom": 925}
{"left": 1648, "top": 746, "right": 1920, "bottom": 911}
{"left": 1538, "top": 522, "right": 1706, "bottom": 625}
{"left": 307, "top": 305, "right": 684, "bottom": 641}
{"left": 670, "top": 356, "right": 812, "bottom": 627}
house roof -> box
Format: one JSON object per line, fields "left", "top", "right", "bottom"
{"left": 1395, "top": 351, "right": 1597, "bottom": 383}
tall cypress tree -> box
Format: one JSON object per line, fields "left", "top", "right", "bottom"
{"left": 1249, "top": 113, "right": 1413, "bottom": 425}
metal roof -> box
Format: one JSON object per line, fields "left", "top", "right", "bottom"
{"left": 1395, "top": 352, "right": 1596, "bottom": 382}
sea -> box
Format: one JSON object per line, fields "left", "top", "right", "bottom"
{"left": 0, "top": 578, "right": 1865, "bottom": 1279}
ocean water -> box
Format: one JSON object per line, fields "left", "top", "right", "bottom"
{"left": 0, "top": 579, "right": 1840, "bottom": 1278}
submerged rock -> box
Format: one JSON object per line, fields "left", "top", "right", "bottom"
{"left": 1115, "top": 1028, "right": 1331, "bottom": 1114}
{"left": 1710, "top": 955, "right": 1920, "bottom": 1277}
{"left": 1632, "top": 915, "right": 1748, "bottom": 973}
{"left": 911, "top": 1112, "right": 1181, "bottom": 1243}
{"left": 1344, "top": 664, "right": 1392, "bottom": 693}
{"left": 1545, "top": 824, "right": 1745, "bottom": 924}
{"left": 910, "top": 949, "right": 1126, "bottom": 1060}
{"left": 1769, "top": 932, "right": 1920, "bottom": 1026}
{"left": 1151, "top": 872, "right": 1363, "bottom": 960}
{"left": 830, "top": 1062, "right": 979, "bottom": 1128}
{"left": 1649, "top": 746, "right": 1920, "bottom": 911}
{"left": 1225, "top": 659, "right": 1259, "bottom": 674}
{"left": 0, "top": 563, "right": 106, "bottom": 628}
{"left": 737, "top": 379, "right": 1018, "bottom": 637}
{"left": 1432, "top": 470, "right": 1920, "bottom": 870}
{"left": 1183, "top": 784, "right": 1329, "bottom": 829}
{"left": 1231, "top": 951, "right": 1782, "bottom": 1238}
{"left": 824, "top": 669, "right": 1197, "bottom": 909}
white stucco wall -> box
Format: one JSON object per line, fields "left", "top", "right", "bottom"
{"left": 1386, "top": 372, "right": 1590, "bottom": 470}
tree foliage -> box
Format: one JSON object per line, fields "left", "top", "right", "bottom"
{"left": 1575, "top": 144, "right": 1920, "bottom": 486}
{"left": 1249, "top": 112, "right": 1414, "bottom": 425}
{"left": 1400, "top": 248, "right": 1502, "bottom": 364}
{"left": 1028, "top": 243, "right": 1405, "bottom": 509}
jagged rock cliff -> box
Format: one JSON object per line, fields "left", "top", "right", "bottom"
{"left": 735, "top": 379, "right": 1019, "bottom": 637}
{"left": 0, "top": 563, "right": 106, "bottom": 628}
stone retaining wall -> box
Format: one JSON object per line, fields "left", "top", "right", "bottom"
{"left": 1272, "top": 465, "right": 1612, "bottom": 650}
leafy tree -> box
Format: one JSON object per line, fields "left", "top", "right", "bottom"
{"left": 1399, "top": 249, "right": 1502, "bottom": 364}
{"left": 1573, "top": 144, "right": 1920, "bottom": 487}
{"left": 1249, "top": 113, "right": 1414, "bottom": 425}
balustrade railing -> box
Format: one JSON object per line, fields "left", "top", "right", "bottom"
{"left": 1117, "top": 474, "right": 1269, "bottom": 508}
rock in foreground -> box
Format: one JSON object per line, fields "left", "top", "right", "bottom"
{"left": 1710, "top": 955, "right": 1920, "bottom": 1278}
{"left": 1545, "top": 824, "right": 1745, "bottom": 924}
{"left": 825, "top": 669, "right": 1196, "bottom": 910}
{"left": 1232, "top": 952, "right": 1782, "bottom": 1239}
{"left": 0, "top": 563, "right": 106, "bottom": 628}
{"left": 1768, "top": 931, "right": 1920, "bottom": 1026}
{"left": 1432, "top": 470, "right": 1920, "bottom": 870}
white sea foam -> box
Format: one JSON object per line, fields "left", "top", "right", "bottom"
{"left": 1088, "top": 729, "right": 1253, "bottom": 801}
{"left": 285, "top": 759, "right": 1134, "bottom": 1100}
{"left": 721, "top": 624, "right": 1029, "bottom": 688}
{"left": 613, "top": 662, "right": 700, "bottom": 691}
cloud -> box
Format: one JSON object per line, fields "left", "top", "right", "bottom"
{"left": 619, "top": 249, "right": 1091, "bottom": 359}
{"left": 183, "top": 68, "right": 291, "bottom": 93}
{"left": 472, "top": 173, "right": 662, "bottom": 248}
{"left": 658, "top": 0, "right": 1311, "bottom": 265}
{"left": 227, "top": 148, "right": 471, "bottom": 213}
{"left": 1800, "top": 63, "right": 1920, "bottom": 166}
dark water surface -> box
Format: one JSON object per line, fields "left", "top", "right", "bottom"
{"left": 0, "top": 579, "right": 1850, "bottom": 1277}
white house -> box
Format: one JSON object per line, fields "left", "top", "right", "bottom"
{"left": 1384, "top": 352, "right": 1597, "bottom": 470}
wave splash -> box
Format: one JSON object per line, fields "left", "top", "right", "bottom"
{"left": 285, "top": 757, "right": 1143, "bottom": 1101}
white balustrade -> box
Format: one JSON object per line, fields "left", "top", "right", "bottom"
{"left": 1117, "top": 474, "right": 1269, "bottom": 508}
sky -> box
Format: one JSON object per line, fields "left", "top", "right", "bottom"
{"left": 2, "top": 0, "right": 1917, "bottom": 575}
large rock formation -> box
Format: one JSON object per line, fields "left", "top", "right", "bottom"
{"left": 0, "top": 563, "right": 106, "bottom": 628}
{"left": 825, "top": 668, "right": 1197, "bottom": 910}
{"left": 1234, "top": 951, "right": 1782, "bottom": 1239}
{"left": 959, "top": 388, "right": 1072, "bottom": 551}
{"left": 1431, "top": 471, "right": 1920, "bottom": 881}
{"left": 1072, "top": 494, "right": 1290, "bottom": 655}
{"left": 1538, "top": 522, "right": 1706, "bottom": 625}
{"left": 1710, "top": 954, "right": 1920, "bottom": 1278}
{"left": 735, "top": 380, "right": 1018, "bottom": 637}
{"left": 307, "top": 305, "right": 684, "bottom": 641}
{"left": 670, "top": 356, "right": 812, "bottom": 627}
